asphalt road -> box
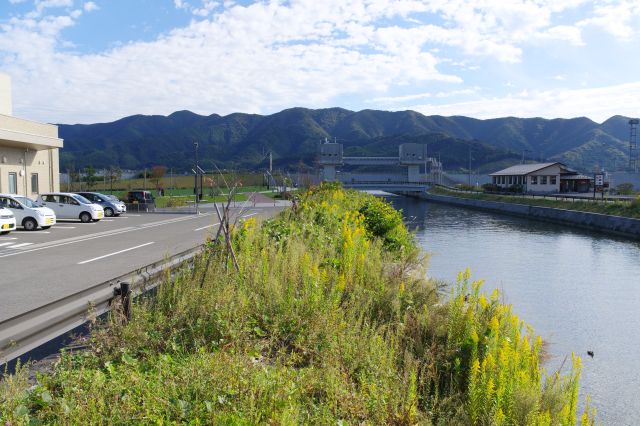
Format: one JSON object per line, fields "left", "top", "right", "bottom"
{"left": 0, "top": 204, "right": 285, "bottom": 321}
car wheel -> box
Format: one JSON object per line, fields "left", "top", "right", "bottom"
{"left": 41, "top": 226, "right": 51, "bottom": 230}
{"left": 104, "top": 207, "right": 114, "bottom": 217}
{"left": 23, "top": 218, "right": 38, "bottom": 231}
{"left": 80, "top": 212, "right": 92, "bottom": 223}
{"left": 0, "top": 231, "right": 9, "bottom": 235}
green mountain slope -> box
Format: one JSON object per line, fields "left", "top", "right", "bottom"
{"left": 58, "top": 108, "right": 634, "bottom": 172}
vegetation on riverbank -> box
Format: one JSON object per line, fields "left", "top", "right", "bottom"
{"left": 1, "top": 184, "right": 594, "bottom": 424}
{"left": 432, "top": 186, "right": 640, "bottom": 219}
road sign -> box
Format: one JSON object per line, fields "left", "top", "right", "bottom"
{"left": 595, "top": 174, "right": 604, "bottom": 186}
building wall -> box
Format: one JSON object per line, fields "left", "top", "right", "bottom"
{"left": 527, "top": 164, "right": 561, "bottom": 193}
{"left": 0, "top": 145, "right": 59, "bottom": 196}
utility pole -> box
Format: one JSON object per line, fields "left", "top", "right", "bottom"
{"left": 468, "top": 146, "right": 472, "bottom": 186}
{"left": 269, "top": 151, "right": 273, "bottom": 173}
{"left": 143, "top": 168, "right": 147, "bottom": 191}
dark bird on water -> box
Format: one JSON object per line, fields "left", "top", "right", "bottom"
{"left": 587, "top": 351, "right": 594, "bottom": 358}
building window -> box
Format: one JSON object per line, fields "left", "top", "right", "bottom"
{"left": 31, "top": 173, "right": 39, "bottom": 194}
{"left": 531, "top": 176, "right": 538, "bottom": 185}
{"left": 550, "top": 176, "right": 557, "bottom": 185}
{"left": 541, "top": 176, "right": 547, "bottom": 185}
{"left": 8, "top": 172, "right": 17, "bottom": 194}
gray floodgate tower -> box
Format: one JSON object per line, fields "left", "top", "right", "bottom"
{"left": 319, "top": 141, "right": 442, "bottom": 191}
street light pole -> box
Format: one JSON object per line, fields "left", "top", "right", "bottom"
{"left": 194, "top": 141, "right": 199, "bottom": 215}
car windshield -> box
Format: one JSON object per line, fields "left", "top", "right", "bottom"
{"left": 13, "top": 196, "right": 37, "bottom": 208}
{"left": 72, "top": 194, "right": 93, "bottom": 204}
{"left": 107, "top": 195, "right": 119, "bottom": 201}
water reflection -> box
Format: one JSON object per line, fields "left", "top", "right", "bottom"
{"left": 388, "top": 195, "right": 640, "bottom": 425}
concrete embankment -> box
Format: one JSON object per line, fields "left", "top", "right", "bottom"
{"left": 413, "top": 192, "right": 640, "bottom": 240}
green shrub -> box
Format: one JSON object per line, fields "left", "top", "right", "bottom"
{"left": 0, "top": 185, "right": 593, "bottom": 425}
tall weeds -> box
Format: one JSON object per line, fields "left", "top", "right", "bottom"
{"left": 0, "top": 184, "right": 594, "bottom": 424}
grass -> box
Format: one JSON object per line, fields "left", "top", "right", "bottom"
{"left": 0, "top": 184, "right": 595, "bottom": 424}
{"left": 153, "top": 193, "right": 249, "bottom": 208}
{"left": 432, "top": 186, "right": 640, "bottom": 219}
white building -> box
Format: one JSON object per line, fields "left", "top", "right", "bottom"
{"left": 0, "top": 73, "right": 63, "bottom": 196}
{"left": 490, "top": 162, "right": 592, "bottom": 194}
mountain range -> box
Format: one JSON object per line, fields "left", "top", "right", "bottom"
{"left": 57, "top": 108, "right": 634, "bottom": 173}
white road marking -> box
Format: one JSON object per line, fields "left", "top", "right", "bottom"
{"left": 194, "top": 223, "right": 220, "bottom": 231}
{"left": 77, "top": 242, "right": 155, "bottom": 265}
{"left": 242, "top": 213, "right": 258, "bottom": 218}
{"left": 0, "top": 212, "right": 217, "bottom": 259}
{"left": 102, "top": 219, "right": 114, "bottom": 222}
{"left": 128, "top": 214, "right": 141, "bottom": 217}
{"left": 0, "top": 237, "right": 18, "bottom": 240}
{"left": 55, "top": 226, "right": 76, "bottom": 229}
{"left": 9, "top": 243, "right": 33, "bottom": 249}
{"left": 0, "top": 242, "right": 13, "bottom": 247}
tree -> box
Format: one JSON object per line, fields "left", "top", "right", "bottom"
{"left": 107, "top": 166, "right": 122, "bottom": 194}
{"left": 84, "top": 166, "right": 97, "bottom": 190}
{"left": 616, "top": 182, "right": 635, "bottom": 195}
{"left": 151, "top": 165, "right": 167, "bottom": 193}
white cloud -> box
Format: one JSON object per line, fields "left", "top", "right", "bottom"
{"left": 33, "top": 0, "right": 74, "bottom": 16}
{"left": 409, "top": 82, "right": 640, "bottom": 122}
{"left": 83, "top": 2, "right": 99, "bottom": 12}
{"left": 1, "top": 0, "right": 638, "bottom": 124}
{"left": 579, "top": 0, "right": 640, "bottom": 40}
{"left": 174, "top": 0, "right": 188, "bottom": 9}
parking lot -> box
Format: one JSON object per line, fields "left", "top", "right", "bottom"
{"left": 0, "top": 205, "right": 284, "bottom": 321}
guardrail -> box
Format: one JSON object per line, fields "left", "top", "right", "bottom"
{"left": 0, "top": 244, "right": 205, "bottom": 366}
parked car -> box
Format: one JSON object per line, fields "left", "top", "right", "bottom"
{"left": 37, "top": 192, "right": 104, "bottom": 223}
{"left": 125, "top": 190, "right": 155, "bottom": 205}
{"left": 74, "top": 192, "right": 126, "bottom": 217}
{"left": 0, "top": 206, "right": 16, "bottom": 235}
{"left": 0, "top": 194, "right": 56, "bottom": 231}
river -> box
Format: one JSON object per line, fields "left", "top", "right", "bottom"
{"left": 387, "top": 195, "right": 640, "bottom": 425}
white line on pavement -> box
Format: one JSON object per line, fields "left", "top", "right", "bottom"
{"left": 77, "top": 242, "right": 155, "bottom": 265}
{"left": 242, "top": 213, "right": 258, "bottom": 218}
{"left": 55, "top": 226, "right": 76, "bottom": 229}
{"left": 9, "top": 243, "right": 33, "bottom": 249}
{"left": 194, "top": 223, "right": 220, "bottom": 231}
{"left": 0, "top": 212, "right": 217, "bottom": 259}
{"left": 0, "top": 242, "right": 13, "bottom": 247}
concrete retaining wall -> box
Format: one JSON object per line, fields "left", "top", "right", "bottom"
{"left": 416, "top": 192, "right": 640, "bottom": 240}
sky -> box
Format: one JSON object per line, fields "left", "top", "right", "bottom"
{"left": 1, "top": 0, "right": 640, "bottom": 124}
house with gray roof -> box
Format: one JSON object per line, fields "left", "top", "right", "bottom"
{"left": 490, "top": 162, "right": 592, "bottom": 193}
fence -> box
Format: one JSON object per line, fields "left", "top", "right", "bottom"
{"left": 434, "top": 184, "right": 636, "bottom": 204}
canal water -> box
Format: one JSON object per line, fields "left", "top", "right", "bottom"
{"left": 387, "top": 195, "right": 640, "bottom": 425}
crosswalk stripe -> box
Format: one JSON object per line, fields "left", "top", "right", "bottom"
{"left": 0, "top": 242, "right": 14, "bottom": 247}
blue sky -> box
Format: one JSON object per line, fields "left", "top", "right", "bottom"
{"left": 1, "top": 0, "right": 639, "bottom": 124}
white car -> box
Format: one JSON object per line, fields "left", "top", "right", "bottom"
{"left": 37, "top": 192, "right": 104, "bottom": 223}
{"left": 0, "top": 194, "right": 56, "bottom": 231}
{"left": 0, "top": 206, "right": 16, "bottom": 235}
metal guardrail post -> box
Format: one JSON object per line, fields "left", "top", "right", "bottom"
{"left": 113, "top": 282, "right": 132, "bottom": 322}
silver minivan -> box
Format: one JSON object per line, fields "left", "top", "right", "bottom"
{"left": 37, "top": 192, "right": 104, "bottom": 223}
